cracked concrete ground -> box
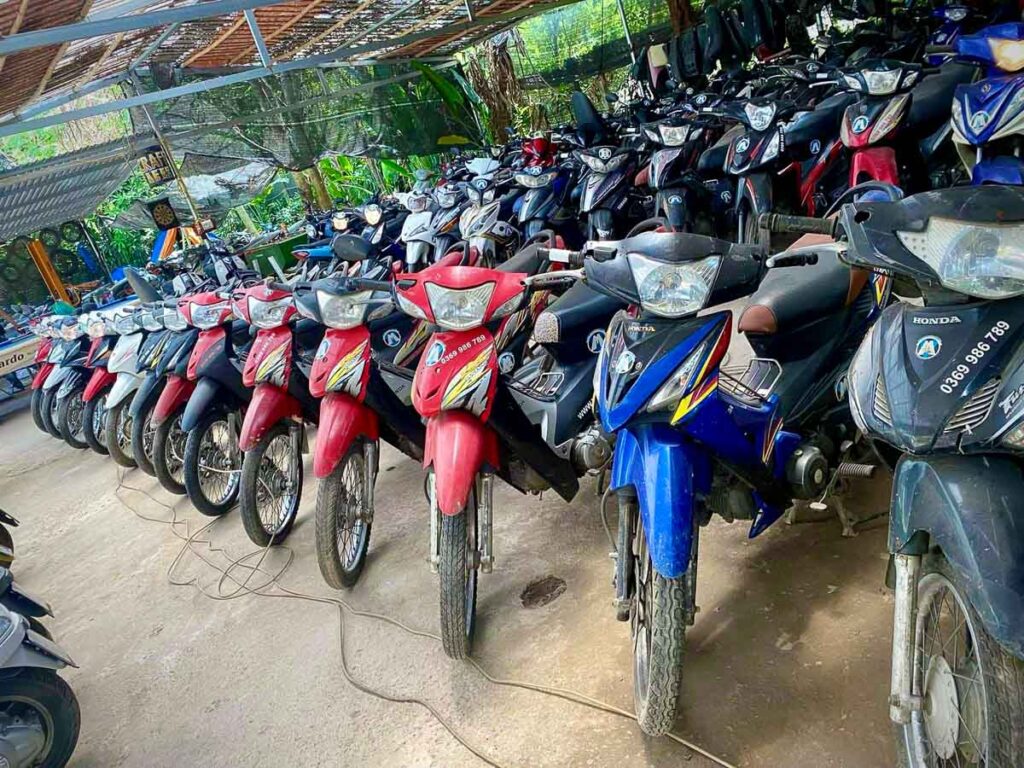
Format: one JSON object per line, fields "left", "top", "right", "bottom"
{"left": 0, "top": 395, "right": 896, "bottom": 767}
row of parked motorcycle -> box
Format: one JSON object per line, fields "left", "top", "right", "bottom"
{"left": 16, "top": 5, "right": 1024, "bottom": 766}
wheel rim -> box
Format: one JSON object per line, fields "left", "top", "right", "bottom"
{"left": 166, "top": 416, "right": 187, "bottom": 485}
{"left": 631, "top": 522, "right": 652, "bottom": 703}
{"left": 904, "top": 571, "right": 989, "bottom": 766}
{"left": 92, "top": 396, "right": 107, "bottom": 438}
{"left": 0, "top": 696, "right": 53, "bottom": 765}
{"left": 142, "top": 412, "right": 156, "bottom": 460}
{"left": 66, "top": 396, "right": 85, "bottom": 440}
{"left": 337, "top": 451, "right": 369, "bottom": 572}
{"left": 255, "top": 433, "right": 300, "bottom": 535}
{"left": 197, "top": 419, "right": 241, "bottom": 505}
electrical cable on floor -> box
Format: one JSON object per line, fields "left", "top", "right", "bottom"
{"left": 113, "top": 469, "right": 738, "bottom": 768}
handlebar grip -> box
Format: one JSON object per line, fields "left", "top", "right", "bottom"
{"left": 268, "top": 281, "right": 292, "bottom": 292}
{"left": 349, "top": 278, "right": 392, "bottom": 292}
{"left": 924, "top": 44, "right": 954, "bottom": 55}
{"left": 767, "top": 252, "right": 820, "bottom": 268}
{"left": 758, "top": 213, "right": 836, "bottom": 237}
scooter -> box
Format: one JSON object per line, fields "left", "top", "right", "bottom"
{"left": 78, "top": 311, "right": 120, "bottom": 455}
{"left": 103, "top": 308, "right": 150, "bottom": 467}
{"left": 39, "top": 318, "right": 88, "bottom": 442}
{"left": 27, "top": 322, "right": 55, "bottom": 433}
{"left": 0, "top": 510, "right": 17, "bottom": 568}
{"left": 0, "top": 601, "right": 80, "bottom": 768}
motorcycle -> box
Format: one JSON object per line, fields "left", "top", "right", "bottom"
{"left": 78, "top": 311, "right": 120, "bottom": 455}
{"left": 0, "top": 510, "right": 17, "bottom": 568}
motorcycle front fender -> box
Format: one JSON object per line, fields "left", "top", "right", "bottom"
{"left": 30, "top": 362, "right": 53, "bottom": 390}
{"left": 0, "top": 615, "right": 75, "bottom": 671}
{"left": 41, "top": 365, "right": 70, "bottom": 392}
{"left": 129, "top": 371, "right": 164, "bottom": 420}
{"left": 891, "top": 454, "right": 1024, "bottom": 657}
{"left": 238, "top": 384, "right": 301, "bottom": 451}
{"left": 610, "top": 423, "right": 710, "bottom": 579}
{"left": 314, "top": 392, "right": 379, "bottom": 478}
{"left": 152, "top": 375, "right": 195, "bottom": 427}
{"left": 82, "top": 366, "right": 117, "bottom": 403}
{"left": 424, "top": 411, "right": 499, "bottom": 516}
{"left": 181, "top": 377, "right": 228, "bottom": 433}
{"left": 106, "top": 371, "right": 141, "bottom": 409}
{"left": 55, "top": 369, "right": 85, "bottom": 400}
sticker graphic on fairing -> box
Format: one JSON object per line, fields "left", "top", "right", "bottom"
{"left": 939, "top": 321, "right": 1011, "bottom": 394}
{"left": 425, "top": 341, "right": 446, "bottom": 367}
{"left": 383, "top": 329, "right": 402, "bottom": 348}
{"left": 912, "top": 316, "right": 961, "bottom": 325}
{"left": 614, "top": 349, "right": 636, "bottom": 374}
{"left": 852, "top": 115, "right": 870, "bottom": 134}
{"left": 1000, "top": 383, "right": 1024, "bottom": 417}
{"left": 316, "top": 338, "right": 331, "bottom": 360}
{"left": 916, "top": 336, "right": 942, "bottom": 360}
{"left": 498, "top": 352, "right": 515, "bottom": 373}
{"left": 586, "top": 329, "right": 605, "bottom": 354}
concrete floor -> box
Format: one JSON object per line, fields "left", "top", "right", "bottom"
{"left": 0, "top": 395, "right": 898, "bottom": 768}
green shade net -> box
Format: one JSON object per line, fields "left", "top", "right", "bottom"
{"left": 132, "top": 62, "right": 485, "bottom": 172}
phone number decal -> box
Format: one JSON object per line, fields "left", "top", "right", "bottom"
{"left": 940, "top": 320, "right": 1009, "bottom": 395}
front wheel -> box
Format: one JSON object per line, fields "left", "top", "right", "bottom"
{"left": 438, "top": 479, "right": 478, "bottom": 659}
{"left": 56, "top": 389, "right": 88, "bottom": 450}
{"left": 130, "top": 394, "right": 159, "bottom": 476}
{"left": 0, "top": 667, "right": 81, "bottom": 768}
{"left": 896, "top": 553, "right": 1024, "bottom": 767}
{"left": 315, "top": 440, "right": 373, "bottom": 589}
{"left": 239, "top": 422, "right": 303, "bottom": 546}
{"left": 183, "top": 410, "right": 241, "bottom": 517}
{"left": 153, "top": 411, "right": 188, "bottom": 496}
{"left": 82, "top": 394, "right": 109, "bottom": 455}
{"left": 631, "top": 519, "right": 686, "bottom": 736}
{"left": 40, "top": 388, "right": 61, "bottom": 438}
{"left": 30, "top": 388, "right": 46, "bottom": 432}
{"left": 104, "top": 398, "right": 136, "bottom": 468}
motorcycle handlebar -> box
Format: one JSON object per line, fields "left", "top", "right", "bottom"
{"left": 758, "top": 213, "right": 837, "bottom": 238}
{"left": 925, "top": 44, "right": 954, "bottom": 55}
{"left": 766, "top": 252, "right": 819, "bottom": 269}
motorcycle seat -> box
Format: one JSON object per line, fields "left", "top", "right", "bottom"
{"left": 498, "top": 243, "right": 549, "bottom": 275}
{"left": 738, "top": 237, "right": 868, "bottom": 335}
{"left": 908, "top": 63, "right": 975, "bottom": 130}
{"left": 539, "top": 281, "right": 622, "bottom": 342}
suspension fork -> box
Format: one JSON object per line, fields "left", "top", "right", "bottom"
{"left": 428, "top": 470, "right": 494, "bottom": 573}
{"left": 890, "top": 553, "right": 924, "bottom": 724}
{"left": 363, "top": 440, "right": 377, "bottom": 525}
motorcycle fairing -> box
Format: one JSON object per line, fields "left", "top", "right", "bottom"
{"left": 725, "top": 129, "right": 779, "bottom": 174}
{"left": 106, "top": 371, "right": 141, "bottom": 409}
{"left": 972, "top": 156, "right": 1024, "bottom": 184}
{"left": 849, "top": 299, "right": 1024, "bottom": 454}
{"left": 581, "top": 168, "right": 629, "bottom": 213}
{"left": 850, "top": 146, "right": 899, "bottom": 185}
{"left": 519, "top": 186, "right": 557, "bottom": 225}
{"left": 152, "top": 374, "right": 195, "bottom": 427}
{"left": 139, "top": 330, "right": 170, "bottom": 372}
{"left": 841, "top": 98, "right": 899, "bottom": 149}
{"left": 82, "top": 366, "right": 116, "bottom": 403}
{"left": 30, "top": 362, "right": 54, "bottom": 390}
{"left": 243, "top": 326, "right": 293, "bottom": 388}
{"left": 85, "top": 336, "right": 112, "bottom": 368}
{"left": 508, "top": 350, "right": 601, "bottom": 453}
{"left": 55, "top": 369, "right": 85, "bottom": 400}
{"left": 33, "top": 338, "right": 52, "bottom": 366}
{"left": 891, "top": 453, "right": 1024, "bottom": 657}
{"left": 413, "top": 328, "right": 498, "bottom": 421}
{"left": 107, "top": 332, "right": 143, "bottom": 375}
{"left": 238, "top": 384, "right": 302, "bottom": 451}
{"left": 156, "top": 329, "right": 199, "bottom": 378}
{"left": 952, "top": 76, "right": 1024, "bottom": 147}
{"left": 310, "top": 326, "right": 372, "bottom": 399}
{"left": 187, "top": 326, "right": 227, "bottom": 381}
{"left": 314, "top": 392, "right": 379, "bottom": 478}
{"left": 41, "top": 365, "right": 71, "bottom": 392}
{"left": 129, "top": 371, "right": 165, "bottom": 419}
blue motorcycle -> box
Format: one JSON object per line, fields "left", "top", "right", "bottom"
{"left": 539, "top": 220, "right": 891, "bottom": 734}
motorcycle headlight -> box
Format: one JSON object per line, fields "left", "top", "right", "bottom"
{"left": 407, "top": 194, "right": 429, "bottom": 213}
{"left": 248, "top": 296, "right": 293, "bottom": 329}
{"left": 306, "top": 224, "right": 317, "bottom": 240}
{"left": 190, "top": 301, "right": 231, "bottom": 330}
{"left": 317, "top": 289, "right": 372, "bottom": 330}
{"left": 436, "top": 190, "right": 458, "bottom": 208}
{"left": 460, "top": 201, "right": 501, "bottom": 238}
{"left": 761, "top": 130, "right": 782, "bottom": 162}
{"left": 140, "top": 310, "right": 164, "bottom": 332}
{"left": 991, "top": 38, "right": 1024, "bottom": 73}
{"left": 60, "top": 323, "right": 82, "bottom": 341}
{"left": 863, "top": 69, "right": 901, "bottom": 96}
{"left": 898, "top": 218, "right": 1024, "bottom": 299}
{"left": 744, "top": 103, "right": 776, "bottom": 132}
{"left": 163, "top": 308, "right": 188, "bottom": 332}
{"left": 646, "top": 340, "right": 708, "bottom": 413}
{"left": 947, "top": 6, "right": 968, "bottom": 21}
{"left": 364, "top": 205, "right": 383, "bottom": 226}
{"left": 628, "top": 254, "right": 720, "bottom": 317}
{"left": 114, "top": 314, "right": 139, "bottom": 335}
{"left": 395, "top": 290, "right": 428, "bottom": 321}
{"left": 514, "top": 171, "right": 557, "bottom": 189}
{"left": 869, "top": 93, "right": 910, "bottom": 144}
{"left": 659, "top": 124, "right": 689, "bottom": 146}
{"left": 580, "top": 152, "right": 628, "bottom": 174}
{"left": 425, "top": 282, "right": 495, "bottom": 330}
{"left": 332, "top": 214, "right": 349, "bottom": 232}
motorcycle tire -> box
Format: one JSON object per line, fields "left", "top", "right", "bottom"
{"left": 631, "top": 518, "right": 686, "bottom": 737}
{"left": 0, "top": 524, "right": 12, "bottom": 568}
{"left": 40, "top": 387, "right": 61, "bottom": 438}
{"left": 895, "top": 553, "right": 1024, "bottom": 768}
{"left": 239, "top": 422, "right": 302, "bottom": 546}
{"left": 57, "top": 388, "right": 88, "bottom": 450}
{"left": 82, "top": 393, "right": 109, "bottom": 455}
{"left": 0, "top": 667, "right": 80, "bottom": 768}
{"left": 104, "top": 398, "right": 136, "bottom": 468}
{"left": 30, "top": 387, "right": 46, "bottom": 432}
{"left": 438, "top": 479, "right": 478, "bottom": 659}
{"left": 130, "top": 394, "right": 159, "bottom": 476}
{"left": 152, "top": 411, "right": 188, "bottom": 496}
{"left": 183, "top": 409, "right": 241, "bottom": 517}
{"left": 315, "top": 439, "right": 373, "bottom": 589}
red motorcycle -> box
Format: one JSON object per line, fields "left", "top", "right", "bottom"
{"left": 28, "top": 322, "right": 55, "bottom": 433}
{"left": 150, "top": 302, "right": 200, "bottom": 495}
{"left": 79, "top": 314, "right": 119, "bottom": 455}
{"left": 234, "top": 283, "right": 323, "bottom": 546}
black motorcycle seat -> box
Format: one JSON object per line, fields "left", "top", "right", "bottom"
{"left": 332, "top": 234, "right": 372, "bottom": 262}
{"left": 738, "top": 237, "right": 868, "bottom": 335}
{"left": 499, "top": 243, "right": 548, "bottom": 275}
{"left": 540, "top": 281, "right": 621, "bottom": 340}
{"left": 908, "top": 63, "right": 974, "bottom": 130}
{"left": 785, "top": 92, "right": 856, "bottom": 152}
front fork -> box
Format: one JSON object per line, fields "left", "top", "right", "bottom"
{"left": 890, "top": 553, "right": 924, "bottom": 724}
{"left": 363, "top": 440, "right": 377, "bottom": 526}
{"left": 429, "top": 471, "right": 494, "bottom": 574}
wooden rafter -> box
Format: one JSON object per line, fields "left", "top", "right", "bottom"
{"left": 391, "top": 0, "right": 534, "bottom": 57}
{"left": 73, "top": 32, "right": 124, "bottom": 90}
{"left": 183, "top": 12, "right": 248, "bottom": 67}
{"left": 0, "top": 0, "right": 32, "bottom": 79}
{"left": 391, "top": 0, "right": 465, "bottom": 40}
{"left": 31, "top": 0, "right": 98, "bottom": 102}
{"left": 227, "top": 0, "right": 332, "bottom": 64}
{"left": 279, "top": 0, "right": 377, "bottom": 58}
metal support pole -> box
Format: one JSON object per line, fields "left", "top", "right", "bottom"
{"left": 244, "top": 9, "right": 273, "bottom": 68}
{"left": 130, "top": 74, "right": 204, "bottom": 234}
{"left": 464, "top": 0, "right": 475, "bottom": 22}
{"left": 616, "top": 0, "right": 637, "bottom": 64}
